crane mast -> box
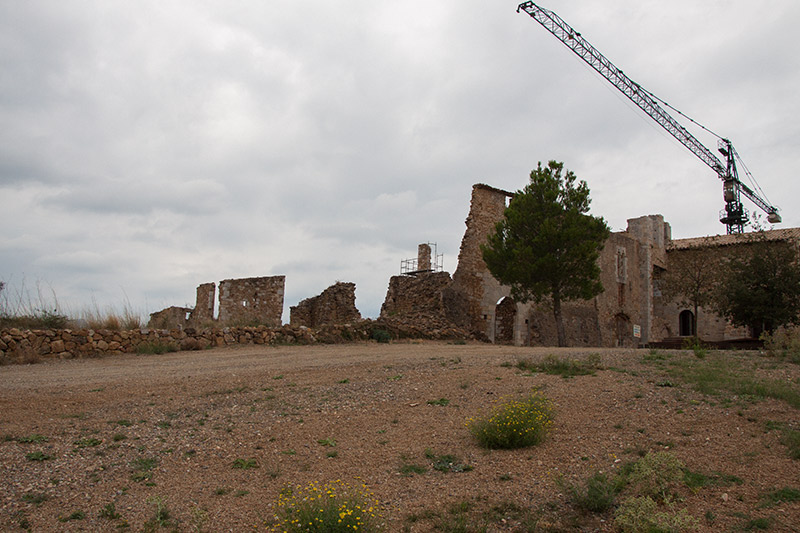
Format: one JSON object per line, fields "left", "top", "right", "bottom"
{"left": 516, "top": 1, "right": 781, "bottom": 234}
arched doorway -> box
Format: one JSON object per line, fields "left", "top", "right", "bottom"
{"left": 679, "top": 310, "right": 695, "bottom": 337}
{"left": 495, "top": 297, "right": 516, "bottom": 344}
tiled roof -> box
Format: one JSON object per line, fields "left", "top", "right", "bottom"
{"left": 668, "top": 227, "right": 800, "bottom": 250}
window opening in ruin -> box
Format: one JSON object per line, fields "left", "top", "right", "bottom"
{"left": 679, "top": 310, "right": 695, "bottom": 337}
{"left": 400, "top": 242, "right": 444, "bottom": 275}
{"left": 494, "top": 297, "right": 516, "bottom": 345}
{"left": 618, "top": 283, "right": 625, "bottom": 307}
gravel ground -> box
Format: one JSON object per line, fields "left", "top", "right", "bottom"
{"left": 1, "top": 342, "right": 798, "bottom": 532}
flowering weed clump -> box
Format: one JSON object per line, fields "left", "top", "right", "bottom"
{"left": 272, "top": 479, "right": 382, "bottom": 532}
{"left": 467, "top": 392, "right": 554, "bottom": 449}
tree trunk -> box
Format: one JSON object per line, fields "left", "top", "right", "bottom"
{"left": 553, "top": 293, "right": 567, "bottom": 347}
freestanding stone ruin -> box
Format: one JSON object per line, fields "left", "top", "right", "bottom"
{"left": 289, "top": 282, "right": 361, "bottom": 327}
{"left": 148, "top": 275, "right": 286, "bottom": 329}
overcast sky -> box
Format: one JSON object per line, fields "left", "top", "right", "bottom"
{"left": 2, "top": 0, "right": 798, "bottom": 321}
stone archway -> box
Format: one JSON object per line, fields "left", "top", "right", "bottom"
{"left": 494, "top": 297, "right": 516, "bottom": 344}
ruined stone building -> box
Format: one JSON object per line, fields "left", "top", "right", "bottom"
{"left": 289, "top": 282, "right": 361, "bottom": 327}
{"left": 382, "top": 183, "right": 800, "bottom": 347}
{"left": 149, "top": 275, "right": 286, "bottom": 329}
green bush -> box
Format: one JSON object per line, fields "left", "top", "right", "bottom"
{"left": 272, "top": 479, "right": 381, "bottom": 532}
{"left": 467, "top": 392, "right": 554, "bottom": 449}
{"left": 370, "top": 328, "right": 391, "bottom": 344}
{"left": 564, "top": 471, "right": 623, "bottom": 513}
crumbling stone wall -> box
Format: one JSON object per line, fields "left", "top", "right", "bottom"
{"left": 446, "top": 184, "right": 514, "bottom": 338}
{"left": 218, "top": 276, "right": 285, "bottom": 326}
{"left": 148, "top": 306, "right": 192, "bottom": 330}
{"left": 380, "top": 271, "right": 453, "bottom": 319}
{"left": 190, "top": 282, "right": 216, "bottom": 325}
{"left": 290, "top": 282, "right": 361, "bottom": 327}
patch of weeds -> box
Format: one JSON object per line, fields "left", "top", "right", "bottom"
{"left": 21, "top": 492, "right": 48, "bottom": 505}
{"left": 743, "top": 517, "right": 772, "bottom": 530}
{"left": 143, "top": 496, "right": 174, "bottom": 531}
{"left": 467, "top": 391, "right": 554, "bottom": 449}
{"left": 25, "top": 451, "right": 52, "bottom": 461}
{"left": 516, "top": 353, "right": 603, "bottom": 378}
{"left": 99, "top": 502, "right": 121, "bottom": 520}
{"left": 281, "top": 449, "right": 296, "bottom": 455}
{"left": 130, "top": 457, "right": 158, "bottom": 482}
{"left": 17, "top": 434, "right": 48, "bottom": 443}
{"left": 235, "top": 489, "right": 249, "bottom": 497}
{"left": 427, "top": 398, "right": 450, "bottom": 406}
{"left": 628, "top": 451, "right": 685, "bottom": 500}
{"left": 317, "top": 438, "right": 336, "bottom": 447}
{"left": 136, "top": 341, "right": 178, "bottom": 355}
{"left": 337, "top": 378, "right": 349, "bottom": 384}
{"left": 273, "top": 479, "right": 381, "bottom": 532}
{"left": 425, "top": 449, "right": 473, "bottom": 473}
{"left": 113, "top": 433, "right": 127, "bottom": 442}
{"left": 215, "top": 487, "right": 232, "bottom": 495}
{"left": 683, "top": 469, "right": 743, "bottom": 491}
{"left": 780, "top": 427, "right": 800, "bottom": 460}
{"left": 399, "top": 459, "right": 427, "bottom": 476}
{"left": 668, "top": 355, "right": 800, "bottom": 408}
{"left": 498, "top": 473, "right": 513, "bottom": 481}
{"left": 73, "top": 437, "right": 103, "bottom": 448}
{"left": 759, "top": 486, "right": 800, "bottom": 508}
{"left": 561, "top": 471, "right": 623, "bottom": 513}
{"left": 326, "top": 450, "right": 338, "bottom": 458}
{"left": 389, "top": 374, "right": 403, "bottom": 381}
{"left": 156, "top": 421, "right": 171, "bottom": 429}
{"left": 614, "top": 496, "right": 698, "bottom": 533}
{"left": 232, "top": 458, "right": 259, "bottom": 469}
{"left": 58, "top": 510, "right": 86, "bottom": 522}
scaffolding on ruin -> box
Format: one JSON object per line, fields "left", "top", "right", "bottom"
{"left": 400, "top": 242, "right": 444, "bottom": 275}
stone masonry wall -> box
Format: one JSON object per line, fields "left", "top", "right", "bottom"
{"left": 380, "top": 271, "right": 452, "bottom": 319}
{"left": 218, "top": 276, "right": 285, "bottom": 326}
{"left": 446, "top": 184, "right": 513, "bottom": 336}
{"left": 148, "top": 306, "right": 192, "bottom": 330}
{"left": 190, "top": 282, "right": 216, "bottom": 325}
{"left": 289, "top": 282, "right": 361, "bottom": 327}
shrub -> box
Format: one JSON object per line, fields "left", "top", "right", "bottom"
{"left": 370, "top": 329, "right": 392, "bottom": 344}
{"left": 467, "top": 392, "right": 554, "bottom": 449}
{"left": 564, "top": 471, "right": 623, "bottom": 513}
{"left": 628, "top": 452, "right": 685, "bottom": 500}
{"left": 762, "top": 328, "right": 800, "bottom": 364}
{"left": 614, "top": 496, "right": 698, "bottom": 533}
{"left": 272, "top": 479, "right": 381, "bottom": 532}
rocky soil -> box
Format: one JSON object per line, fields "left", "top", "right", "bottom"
{"left": 1, "top": 342, "right": 798, "bottom": 532}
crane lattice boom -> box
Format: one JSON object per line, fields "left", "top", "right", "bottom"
{"left": 516, "top": 1, "right": 781, "bottom": 233}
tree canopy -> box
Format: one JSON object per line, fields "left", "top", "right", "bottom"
{"left": 715, "top": 234, "right": 800, "bottom": 336}
{"left": 481, "top": 161, "right": 610, "bottom": 346}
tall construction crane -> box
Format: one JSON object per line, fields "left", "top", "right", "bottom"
{"left": 517, "top": 2, "right": 781, "bottom": 234}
